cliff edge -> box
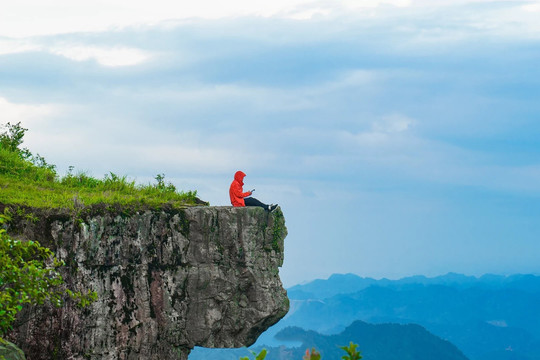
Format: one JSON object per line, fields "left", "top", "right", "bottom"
{"left": 4, "top": 205, "right": 289, "bottom": 360}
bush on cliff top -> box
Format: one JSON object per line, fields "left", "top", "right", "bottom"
{"left": 0, "top": 122, "right": 202, "bottom": 210}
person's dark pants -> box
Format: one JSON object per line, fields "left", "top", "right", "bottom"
{"left": 244, "top": 197, "right": 269, "bottom": 210}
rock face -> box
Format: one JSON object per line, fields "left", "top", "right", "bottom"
{"left": 5, "top": 206, "right": 289, "bottom": 360}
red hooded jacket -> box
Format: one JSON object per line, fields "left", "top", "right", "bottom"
{"left": 229, "top": 171, "right": 252, "bottom": 207}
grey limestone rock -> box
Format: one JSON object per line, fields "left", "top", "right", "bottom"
{"left": 5, "top": 206, "right": 289, "bottom": 360}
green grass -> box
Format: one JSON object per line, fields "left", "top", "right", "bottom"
{"left": 0, "top": 146, "right": 202, "bottom": 210}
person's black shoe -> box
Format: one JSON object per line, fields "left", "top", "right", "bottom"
{"left": 270, "top": 204, "right": 278, "bottom": 212}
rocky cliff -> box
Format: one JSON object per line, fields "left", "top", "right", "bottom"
{"left": 4, "top": 205, "right": 289, "bottom": 360}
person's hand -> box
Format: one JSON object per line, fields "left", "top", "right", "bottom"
{"left": 250, "top": 189, "right": 255, "bottom": 193}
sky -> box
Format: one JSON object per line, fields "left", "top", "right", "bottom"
{"left": 1, "top": 0, "right": 540, "bottom": 287}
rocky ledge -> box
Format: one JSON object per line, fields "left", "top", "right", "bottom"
{"left": 4, "top": 205, "right": 289, "bottom": 360}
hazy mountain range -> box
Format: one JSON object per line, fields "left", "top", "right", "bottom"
{"left": 271, "top": 320, "right": 468, "bottom": 360}
{"left": 190, "top": 319, "right": 467, "bottom": 360}
{"left": 189, "top": 273, "right": 540, "bottom": 360}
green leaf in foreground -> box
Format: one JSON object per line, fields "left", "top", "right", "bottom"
{"left": 340, "top": 342, "right": 362, "bottom": 360}
{"left": 240, "top": 348, "right": 267, "bottom": 360}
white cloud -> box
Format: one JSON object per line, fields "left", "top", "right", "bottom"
{"left": 0, "top": 39, "right": 151, "bottom": 67}
{"left": 340, "top": 0, "right": 411, "bottom": 9}
{"left": 287, "top": 7, "right": 332, "bottom": 20}
{"left": 0, "top": 0, "right": 315, "bottom": 37}
{"left": 2, "top": 0, "right": 540, "bottom": 38}
{"left": 50, "top": 45, "right": 152, "bottom": 67}
{"left": 0, "top": 97, "right": 58, "bottom": 124}
{"left": 131, "top": 144, "right": 260, "bottom": 173}
{"left": 522, "top": 3, "right": 540, "bottom": 12}
{"left": 0, "top": 39, "right": 40, "bottom": 56}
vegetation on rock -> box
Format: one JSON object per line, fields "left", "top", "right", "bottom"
{"left": 0, "top": 121, "right": 201, "bottom": 356}
{"left": 0, "top": 122, "right": 202, "bottom": 211}
{"left": 0, "top": 212, "right": 97, "bottom": 337}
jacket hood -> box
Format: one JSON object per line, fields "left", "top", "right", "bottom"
{"left": 234, "top": 171, "right": 246, "bottom": 185}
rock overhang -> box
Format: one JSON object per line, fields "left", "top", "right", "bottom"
{"left": 4, "top": 205, "right": 289, "bottom": 360}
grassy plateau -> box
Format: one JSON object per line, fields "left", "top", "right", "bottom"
{"left": 0, "top": 122, "right": 202, "bottom": 211}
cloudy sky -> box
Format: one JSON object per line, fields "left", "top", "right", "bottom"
{"left": 2, "top": 0, "right": 540, "bottom": 286}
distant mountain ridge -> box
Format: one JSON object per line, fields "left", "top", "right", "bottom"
{"left": 189, "top": 273, "right": 540, "bottom": 360}
{"left": 282, "top": 273, "right": 540, "bottom": 360}
{"left": 189, "top": 319, "right": 468, "bottom": 360}
{"left": 272, "top": 320, "right": 468, "bottom": 360}
{"left": 287, "top": 272, "right": 540, "bottom": 300}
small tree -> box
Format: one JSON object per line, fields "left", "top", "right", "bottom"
{"left": 0, "top": 122, "right": 31, "bottom": 159}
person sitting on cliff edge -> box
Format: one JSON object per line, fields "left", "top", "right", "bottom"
{"left": 229, "top": 171, "right": 278, "bottom": 212}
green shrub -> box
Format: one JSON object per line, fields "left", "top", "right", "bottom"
{"left": 0, "top": 212, "right": 97, "bottom": 335}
